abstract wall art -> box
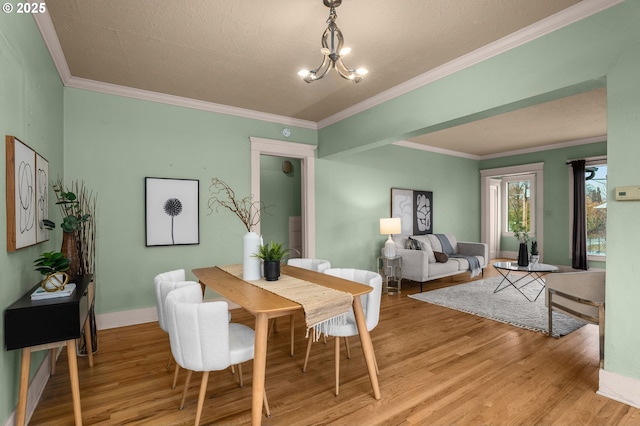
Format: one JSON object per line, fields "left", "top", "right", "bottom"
{"left": 390, "top": 187, "right": 433, "bottom": 236}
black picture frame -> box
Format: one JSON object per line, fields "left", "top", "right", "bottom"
{"left": 390, "top": 187, "right": 433, "bottom": 235}
{"left": 145, "top": 177, "right": 199, "bottom": 247}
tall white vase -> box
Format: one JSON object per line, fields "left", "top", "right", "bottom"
{"left": 243, "top": 231, "right": 261, "bottom": 280}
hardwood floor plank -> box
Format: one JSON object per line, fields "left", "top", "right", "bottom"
{"left": 28, "top": 261, "right": 640, "bottom": 425}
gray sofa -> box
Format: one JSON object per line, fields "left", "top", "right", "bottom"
{"left": 392, "top": 233, "right": 488, "bottom": 291}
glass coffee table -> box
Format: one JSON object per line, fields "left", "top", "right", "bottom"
{"left": 492, "top": 261, "right": 559, "bottom": 302}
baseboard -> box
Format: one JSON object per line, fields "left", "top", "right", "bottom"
{"left": 598, "top": 368, "right": 640, "bottom": 409}
{"left": 96, "top": 296, "right": 240, "bottom": 330}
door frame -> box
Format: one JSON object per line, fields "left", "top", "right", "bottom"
{"left": 250, "top": 137, "right": 317, "bottom": 257}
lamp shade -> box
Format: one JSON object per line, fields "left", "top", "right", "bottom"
{"left": 380, "top": 218, "right": 401, "bottom": 235}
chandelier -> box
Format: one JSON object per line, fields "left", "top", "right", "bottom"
{"left": 298, "top": 0, "right": 368, "bottom": 83}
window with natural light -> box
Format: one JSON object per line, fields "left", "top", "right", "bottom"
{"left": 586, "top": 164, "right": 607, "bottom": 256}
{"left": 504, "top": 175, "right": 534, "bottom": 234}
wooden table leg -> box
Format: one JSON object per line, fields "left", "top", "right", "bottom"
{"left": 352, "top": 297, "right": 381, "bottom": 400}
{"left": 66, "top": 339, "right": 83, "bottom": 425}
{"left": 84, "top": 315, "right": 94, "bottom": 368}
{"left": 16, "top": 348, "right": 31, "bottom": 426}
{"left": 252, "top": 313, "right": 269, "bottom": 426}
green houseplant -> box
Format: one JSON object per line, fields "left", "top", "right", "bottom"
{"left": 34, "top": 251, "right": 70, "bottom": 291}
{"left": 254, "top": 241, "right": 289, "bottom": 281}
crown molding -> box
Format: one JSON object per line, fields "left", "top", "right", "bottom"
{"left": 317, "top": 0, "right": 625, "bottom": 129}
{"left": 395, "top": 135, "right": 606, "bottom": 161}
{"left": 31, "top": 13, "right": 317, "bottom": 130}
{"left": 33, "top": 0, "right": 622, "bottom": 134}
{"left": 393, "top": 140, "right": 481, "bottom": 160}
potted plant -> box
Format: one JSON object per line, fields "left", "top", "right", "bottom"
{"left": 530, "top": 240, "right": 539, "bottom": 264}
{"left": 34, "top": 251, "right": 70, "bottom": 292}
{"left": 254, "top": 241, "right": 289, "bottom": 281}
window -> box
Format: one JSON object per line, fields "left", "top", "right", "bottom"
{"left": 586, "top": 164, "right": 607, "bottom": 256}
{"left": 503, "top": 174, "right": 535, "bottom": 235}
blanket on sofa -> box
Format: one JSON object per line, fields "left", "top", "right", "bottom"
{"left": 436, "top": 234, "right": 481, "bottom": 278}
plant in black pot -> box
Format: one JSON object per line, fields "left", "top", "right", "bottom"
{"left": 530, "top": 240, "right": 539, "bottom": 264}
{"left": 34, "top": 251, "right": 70, "bottom": 292}
{"left": 254, "top": 242, "right": 289, "bottom": 281}
{"left": 512, "top": 224, "right": 530, "bottom": 266}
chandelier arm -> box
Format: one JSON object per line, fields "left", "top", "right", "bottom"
{"left": 305, "top": 55, "right": 331, "bottom": 82}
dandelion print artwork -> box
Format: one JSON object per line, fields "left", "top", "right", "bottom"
{"left": 145, "top": 178, "right": 199, "bottom": 246}
{"left": 163, "top": 198, "right": 183, "bottom": 244}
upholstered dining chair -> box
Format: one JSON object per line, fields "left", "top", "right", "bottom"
{"left": 165, "top": 285, "right": 270, "bottom": 425}
{"left": 154, "top": 269, "right": 193, "bottom": 388}
{"left": 546, "top": 270, "right": 606, "bottom": 365}
{"left": 303, "top": 268, "right": 382, "bottom": 396}
{"left": 269, "top": 258, "right": 333, "bottom": 356}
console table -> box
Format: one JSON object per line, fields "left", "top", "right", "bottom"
{"left": 4, "top": 275, "right": 95, "bottom": 426}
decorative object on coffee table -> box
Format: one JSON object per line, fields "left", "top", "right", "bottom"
{"left": 513, "top": 226, "right": 530, "bottom": 266}
{"left": 530, "top": 240, "right": 539, "bottom": 264}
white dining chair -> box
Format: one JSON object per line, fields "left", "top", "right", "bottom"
{"left": 154, "top": 269, "right": 193, "bottom": 388}
{"left": 303, "top": 268, "right": 382, "bottom": 396}
{"left": 165, "top": 285, "right": 270, "bottom": 425}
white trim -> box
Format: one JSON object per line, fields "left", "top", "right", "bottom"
{"left": 250, "top": 138, "right": 317, "bottom": 258}
{"left": 480, "top": 136, "right": 607, "bottom": 160}
{"left": 317, "top": 0, "right": 625, "bottom": 129}
{"left": 393, "top": 140, "right": 481, "bottom": 160}
{"left": 33, "top": 1, "right": 623, "bottom": 131}
{"left": 599, "top": 369, "right": 640, "bottom": 409}
{"left": 97, "top": 307, "right": 157, "bottom": 330}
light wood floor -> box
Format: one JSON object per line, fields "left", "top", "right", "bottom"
{"left": 30, "top": 262, "right": 640, "bottom": 425}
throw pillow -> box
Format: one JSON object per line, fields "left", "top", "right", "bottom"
{"left": 434, "top": 251, "right": 448, "bottom": 263}
{"left": 405, "top": 237, "right": 423, "bottom": 250}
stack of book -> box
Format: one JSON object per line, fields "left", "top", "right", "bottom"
{"left": 30, "top": 283, "right": 76, "bottom": 300}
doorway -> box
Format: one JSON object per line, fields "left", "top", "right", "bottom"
{"left": 250, "top": 137, "right": 317, "bottom": 258}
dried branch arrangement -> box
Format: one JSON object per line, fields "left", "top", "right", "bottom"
{"left": 208, "top": 178, "right": 268, "bottom": 233}
{"left": 53, "top": 177, "right": 97, "bottom": 275}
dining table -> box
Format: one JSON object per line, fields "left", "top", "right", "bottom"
{"left": 192, "top": 264, "right": 381, "bottom": 426}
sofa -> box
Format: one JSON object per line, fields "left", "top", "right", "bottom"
{"left": 392, "top": 233, "right": 488, "bottom": 291}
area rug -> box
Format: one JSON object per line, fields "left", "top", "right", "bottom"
{"left": 408, "top": 275, "right": 586, "bottom": 337}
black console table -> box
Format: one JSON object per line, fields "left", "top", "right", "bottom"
{"left": 4, "top": 275, "right": 95, "bottom": 426}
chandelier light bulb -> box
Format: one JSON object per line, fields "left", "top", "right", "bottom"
{"left": 298, "top": 69, "right": 311, "bottom": 77}
{"left": 339, "top": 47, "right": 351, "bottom": 56}
{"left": 356, "top": 68, "right": 368, "bottom": 75}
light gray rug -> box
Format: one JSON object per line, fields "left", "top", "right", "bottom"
{"left": 408, "top": 275, "right": 586, "bottom": 337}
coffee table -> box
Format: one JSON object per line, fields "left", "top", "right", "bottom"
{"left": 493, "top": 261, "right": 559, "bottom": 302}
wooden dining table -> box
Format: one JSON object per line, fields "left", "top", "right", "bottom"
{"left": 192, "top": 264, "right": 381, "bottom": 426}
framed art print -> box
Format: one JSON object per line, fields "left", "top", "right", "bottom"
{"left": 391, "top": 187, "right": 433, "bottom": 235}
{"left": 145, "top": 177, "right": 199, "bottom": 246}
{"left": 35, "top": 153, "right": 50, "bottom": 243}
{"left": 6, "top": 135, "right": 37, "bottom": 251}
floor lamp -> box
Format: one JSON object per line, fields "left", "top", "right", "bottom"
{"left": 380, "top": 218, "right": 402, "bottom": 258}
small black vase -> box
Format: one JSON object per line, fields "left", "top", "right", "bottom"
{"left": 517, "top": 243, "right": 529, "bottom": 266}
{"left": 263, "top": 261, "right": 281, "bottom": 281}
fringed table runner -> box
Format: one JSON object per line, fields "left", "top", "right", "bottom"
{"left": 220, "top": 264, "right": 353, "bottom": 337}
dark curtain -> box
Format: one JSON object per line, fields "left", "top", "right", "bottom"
{"left": 571, "top": 160, "right": 588, "bottom": 270}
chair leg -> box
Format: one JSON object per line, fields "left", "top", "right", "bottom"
{"left": 335, "top": 336, "right": 341, "bottom": 396}
{"left": 263, "top": 389, "right": 271, "bottom": 418}
{"left": 172, "top": 363, "right": 181, "bottom": 389}
{"left": 344, "top": 337, "right": 351, "bottom": 359}
{"left": 179, "top": 370, "right": 193, "bottom": 410}
{"left": 237, "top": 363, "right": 244, "bottom": 387}
{"left": 195, "top": 371, "right": 209, "bottom": 426}
{"left": 303, "top": 329, "right": 314, "bottom": 372}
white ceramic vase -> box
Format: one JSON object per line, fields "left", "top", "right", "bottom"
{"left": 243, "top": 231, "right": 261, "bottom": 280}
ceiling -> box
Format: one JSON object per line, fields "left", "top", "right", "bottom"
{"left": 39, "top": 0, "right": 609, "bottom": 158}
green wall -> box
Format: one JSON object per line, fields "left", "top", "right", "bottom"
{"left": 315, "top": 144, "right": 480, "bottom": 270}
{"left": 3, "top": 1, "right": 640, "bottom": 423}
{"left": 0, "top": 7, "right": 64, "bottom": 422}
{"left": 62, "top": 88, "right": 316, "bottom": 314}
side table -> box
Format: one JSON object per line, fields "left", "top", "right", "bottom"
{"left": 378, "top": 255, "right": 402, "bottom": 293}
